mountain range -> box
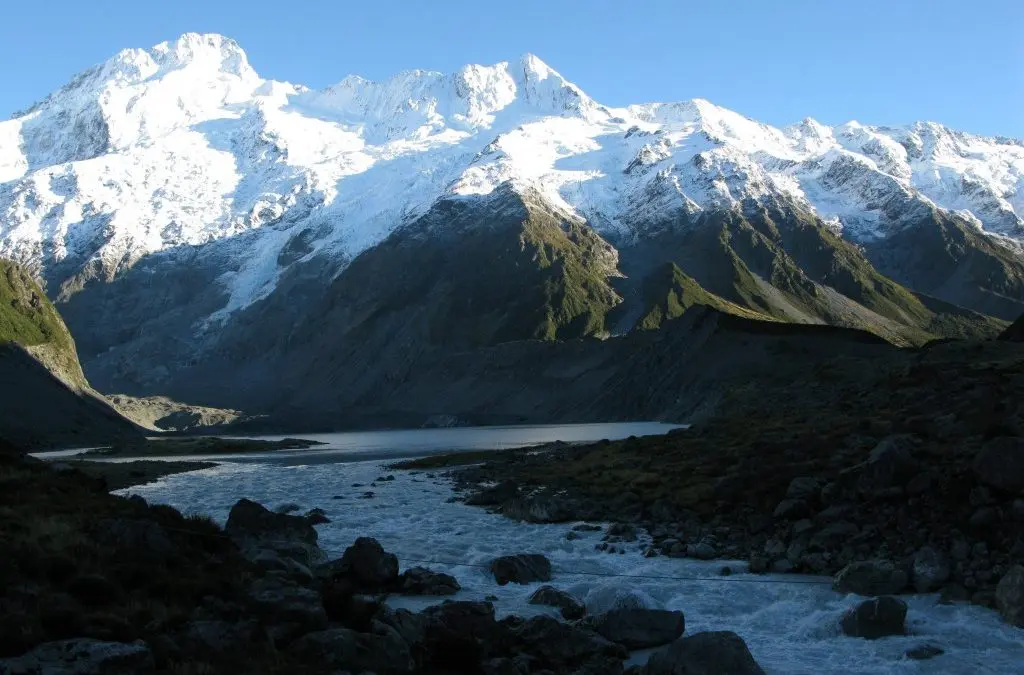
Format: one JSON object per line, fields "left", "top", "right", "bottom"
{"left": 2, "top": 33, "right": 1023, "bottom": 428}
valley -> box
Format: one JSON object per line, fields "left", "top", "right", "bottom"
{"left": 1, "top": 28, "right": 1024, "bottom": 675}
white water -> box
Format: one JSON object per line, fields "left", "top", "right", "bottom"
{"left": 114, "top": 432, "right": 1024, "bottom": 674}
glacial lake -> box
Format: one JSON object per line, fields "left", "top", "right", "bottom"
{"left": 34, "top": 421, "right": 685, "bottom": 464}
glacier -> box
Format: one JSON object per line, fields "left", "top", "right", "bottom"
{"left": 1, "top": 32, "right": 1022, "bottom": 320}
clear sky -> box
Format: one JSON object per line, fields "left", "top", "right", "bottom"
{"left": 1, "top": 0, "right": 1021, "bottom": 137}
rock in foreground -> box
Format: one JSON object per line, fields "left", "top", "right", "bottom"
{"left": 225, "top": 497, "right": 325, "bottom": 567}
{"left": 0, "top": 639, "right": 154, "bottom": 674}
{"left": 591, "top": 608, "right": 685, "bottom": 649}
{"left": 490, "top": 554, "right": 553, "bottom": 585}
{"left": 996, "top": 565, "right": 1024, "bottom": 627}
{"left": 528, "top": 585, "right": 586, "bottom": 620}
{"left": 840, "top": 596, "right": 907, "bottom": 639}
{"left": 833, "top": 560, "right": 908, "bottom": 596}
{"left": 646, "top": 631, "right": 766, "bottom": 674}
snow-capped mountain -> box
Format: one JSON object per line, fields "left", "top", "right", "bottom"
{"left": 2, "top": 33, "right": 1021, "bottom": 315}
{"left": 1, "top": 34, "right": 1022, "bottom": 415}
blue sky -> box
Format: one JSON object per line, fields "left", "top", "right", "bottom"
{"left": 2, "top": 0, "right": 1021, "bottom": 137}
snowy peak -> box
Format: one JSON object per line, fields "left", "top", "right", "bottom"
{"left": 1, "top": 32, "right": 1023, "bottom": 322}
{"left": 302, "top": 52, "right": 598, "bottom": 141}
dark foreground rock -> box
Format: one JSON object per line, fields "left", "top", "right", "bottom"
{"left": 491, "top": 554, "right": 553, "bottom": 585}
{"left": 832, "top": 560, "right": 908, "bottom": 596}
{"left": 590, "top": 608, "right": 685, "bottom": 649}
{"left": 289, "top": 628, "right": 414, "bottom": 675}
{"left": 398, "top": 567, "right": 461, "bottom": 595}
{"left": 840, "top": 597, "right": 907, "bottom": 639}
{"left": 996, "top": 565, "right": 1024, "bottom": 627}
{"left": 646, "top": 631, "right": 766, "bottom": 675}
{"left": 529, "top": 585, "right": 586, "bottom": 620}
{"left": 225, "top": 497, "right": 326, "bottom": 567}
{"left": 0, "top": 639, "right": 154, "bottom": 674}
{"left": 338, "top": 536, "right": 399, "bottom": 588}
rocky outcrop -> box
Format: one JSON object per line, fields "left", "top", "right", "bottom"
{"left": 973, "top": 438, "right": 1024, "bottom": 495}
{"left": 398, "top": 567, "right": 461, "bottom": 596}
{"left": 590, "top": 608, "right": 685, "bottom": 649}
{"left": 646, "top": 631, "right": 766, "bottom": 675}
{"left": 833, "top": 560, "right": 908, "bottom": 596}
{"left": 289, "top": 628, "right": 414, "bottom": 675}
{"left": 0, "top": 639, "right": 154, "bottom": 674}
{"left": 225, "top": 498, "right": 325, "bottom": 568}
{"left": 996, "top": 565, "right": 1024, "bottom": 627}
{"left": 911, "top": 547, "right": 951, "bottom": 593}
{"left": 528, "top": 586, "right": 586, "bottom": 620}
{"left": 490, "top": 554, "right": 553, "bottom": 585}
{"left": 337, "top": 537, "right": 399, "bottom": 589}
{"left": 839, "top": 596, "right": 907, "bottom": 639}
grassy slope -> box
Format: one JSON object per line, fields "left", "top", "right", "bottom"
{"left": 632, "top": 205, "right": 1008, "bottom": 345}
{"left": 0, "top": 260, "right": 87, "bottom": 388}
{"left": 637, "top": 262, "right": 772, "bottom": 330}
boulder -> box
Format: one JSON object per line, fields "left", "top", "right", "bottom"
{"left": 490, "top": 554, "right": 552, "bottom": 585}
{"left": 465, "top": 481, "right": 519, "bottom": 506}
{"left": 398, "top": 567, "right": 461, "bottom": 595}
{"left": 840, "top": 596, "right": 907, "bottom": 639}
{"left": 0, "top": 639, "right": 154, "bottom": 674}
{"left": 591, "top": 608, "right": 685, "bottom": 649}
{"left": 420, "top": 601, "right": 504, "bottom": 669}
{"left": 687, "top": 542, "right": 717, "bottom": 560}
{"left": 772, "top": 499, "right": 810, "bottom": 520}
{"left": 974, "top": 438, "right": 1024, "bottom": 494}
{"left": 339, "top": 537, "right": 399, "bottom": 588}
{"left": 251, "top": 549, "right": 313, "bottom": 581}
{"left": 529, "top": 585, "right": 586, "bottom": 620}
{"left": 183, "top": 619, "right": 258, "bottom": 654}
{"left": 248, "top": 575, "right": 327, "bottom": 641}
{"left": 646, "top": 631, "right": 766, "bottom": 675}
{"left": 225, "top": 498, "right": 324, "bottom": 567}
{"left": 585, "top": 587, "right": 659, "bottom": 615}
{"left": 858, "top": 435, "right": 918, "bottom": 492}
{"left": 321, "top": 578, "right": 383, "bottom": 629}
{"left": 304, "top": 508, "right": 330, "bottom": 525}
{"left": 833, "top": 560, "right": 908, "bottom": 596}
{"left": 786, "top": 476, "right": 820, "bottom": 501}
{"left": 501, "top": 494, "right": 574, "bottom": 523}
{"left": 512, "top": 615, "right": 627, "bottom": 671}
{"left": 911, "top": 546, "right": 951, "bottom": 593}
{"left": 289, "top": 628, "right": 414, "bottom": 674}
{"left": 996, "top": 565, "right": 1024, "bottom": 627}
{"left": 92, "top": 518, "right": 175, "bottom": 557}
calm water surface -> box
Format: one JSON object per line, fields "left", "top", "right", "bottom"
{"left": 33, "top": 422, "right": 684, "bottom": 465}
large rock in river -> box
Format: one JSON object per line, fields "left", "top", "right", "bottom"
{"left": 490, "top": 554, "right": 552, "bottom": 585}
{"left": 529, "top": 585, "right": 586, "bottom": 620}
{"left": 399, "top": 566, "right": 461, "bottom": 595}
{"left": 996, "top": 565, "right": 1024, "bottom": 627}
{"left": 833, "top": 560, "right": 908, "bottom": 596}
{"left": 591, "top": 608, "right": 685, "bottom": 649}
{"left": 646, "top": 631, "right": 766, "bottom": 675}
{"left": 338, "top": 537, "right": 400, "bottom": 589}
{"left": 225, "top": 498, "right": 325, "bottom": 566}
{"left": 839, "top": 596, "right": 907, "bottom": 639}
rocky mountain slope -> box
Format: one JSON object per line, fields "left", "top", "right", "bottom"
{"left": 1, "top": 34, "right": 1021, "bottom": 416}
{"left": 0, "top": 261, "right": 140, "bottom": 448}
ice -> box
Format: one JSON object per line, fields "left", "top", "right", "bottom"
{"left": 3, "top": 33, "right": 1022, "bottom": 322}
{"left": 120, "top": 458, "right": 1024, "bottom": 674}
